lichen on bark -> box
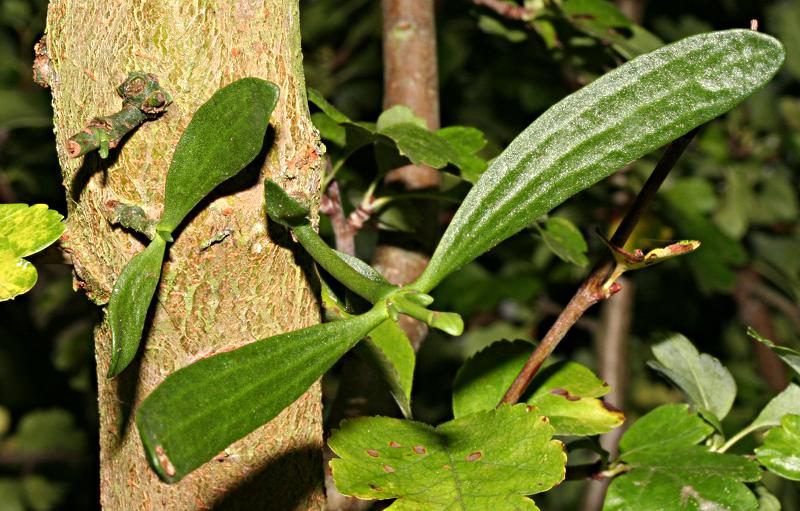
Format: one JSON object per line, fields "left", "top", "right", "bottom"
{"left": 45, "top": 1, "right": 325, "bottom": 509}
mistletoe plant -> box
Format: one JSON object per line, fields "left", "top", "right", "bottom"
{"left": 98, "top": 28, "right": 789, "bottom": 506}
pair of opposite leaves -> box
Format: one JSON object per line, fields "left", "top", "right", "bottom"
{"left": 118, "top": 29, "right": 784, "bottom": 484}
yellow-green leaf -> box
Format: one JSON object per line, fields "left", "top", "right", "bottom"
{"left": 0, "top": 204, "right": 64, "bottom": 301}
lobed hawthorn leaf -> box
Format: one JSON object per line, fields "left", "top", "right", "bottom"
{"left": 605, "top": 404, "right": 761, "bottom": 511}
{"left": 329, "top": 404, "right": 566, "bottom": 510}
{"left": 746, "top": 383, "right": 800, "bottom": 433}
{"left": 157, "top": 78, "right": 279, "bottom": 234}
{"left": 410, "top": 30, "right": 785, "bottom": 293}
{"left": 106, "top": 235, "right": 167, "bottom": 377}
{"left": 747, "top": 327, "right": 800, "bottom": 377}
{"left": 648, "top": 333, "right": 736, "bottom": 421}
{"left": 755, "top": 414, "right": 800, "bottom": 481}
{"left": 537, "top": 216, "right": 589, "bottom": 267}
{"left": 452, "top": 340, "right": 622, "bottom": 435}
{"left": 0, "top": 204, "right": 64, "bottom": 301}
{"left": 356, "top": 319, "right": 416, "bottom": 419}
{"left": 136, "top": 303, "right": 389, "bottom": 483}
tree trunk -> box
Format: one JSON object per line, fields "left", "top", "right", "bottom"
{"left": 44, "top": 1, "right": 325, "bottom": 509}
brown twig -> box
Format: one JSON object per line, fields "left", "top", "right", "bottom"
{"left": 320, "top": 180, "right": 356, "bottom": 256}
{"left": 473, "top": 0, "right": 534, "bottom": 20}
{"left": 500, "top": 127, "right": 700, "bottom": 405}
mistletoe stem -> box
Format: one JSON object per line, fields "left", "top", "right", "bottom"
{"left": 499, "top": 128, "right": 700, "bottom": 405}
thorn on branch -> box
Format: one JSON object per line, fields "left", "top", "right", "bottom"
{"left": 67, "top": 72, "right": 172, "bottom": 159}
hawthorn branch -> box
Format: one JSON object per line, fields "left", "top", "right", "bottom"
{"left": 473, "top": 0, "right": 534, "bottom": 20}
{"left": 500, "top": 127, "right": 699, "bottom": 405}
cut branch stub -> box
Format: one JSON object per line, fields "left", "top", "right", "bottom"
{"left": 67, "top": 72, "right": 172, "bottom": 158}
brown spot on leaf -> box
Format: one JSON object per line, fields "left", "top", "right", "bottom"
{"left": 602, "top": 400, "right": 622, "bottom": 413}
{"left": 369, "top": 484, "right": 383, "bottom": 492}
{"left": 154, "top": 445, "right": 176, "bottom": 478}
{"left": 465, "top": 451, "right": 482, "bottom": 462}
{"left": 389, "top": 441, "right": 402, "bottom": 448}
{"left": 366, "top": 449, "right": 379, "bottom": 458}
{"left": 413, "top": 445, "right": 426, "bottom": 455}
{"left": 383, "top": 465, "right": 395, "bottom": 473}
{"left": 550, "top": 388, "right": 581, "bottom": 401}
{"left": 442, "top": 464, "right": 451, "bottom": 470}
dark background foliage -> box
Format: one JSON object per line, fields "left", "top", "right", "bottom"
{"left": 0, "top": 0, "right": 798, "bottom": 508}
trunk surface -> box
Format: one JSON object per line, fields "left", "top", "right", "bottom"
{"left": 45, "top": 1, "right": 325, "bottom": 509}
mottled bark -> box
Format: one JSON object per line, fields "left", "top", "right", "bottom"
{"left": 45, "top": 1, "right": 324, "bottom": 509}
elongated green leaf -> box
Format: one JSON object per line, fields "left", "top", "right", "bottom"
{"left": 107, "top": 236, "right": 166, "bottom": 377}
{"left": 157, "top": 78, "right": 279, "bottom": 233}
{"left": 0, "top": 204, "right": 64, "bottom": 301}
{"left": 357, "top": 319, "right": 416, "bottom": 419}
{"left": 755, "top": 414, "right": 800, "bottom": 481}
{"left": 411, "top": 30, "right": 785, "bottom": 292}
{"left": 648, "top": 333, "right": 736, "bottom": 421}
{"left": 747, "top": 327, "right": 800, "bottom": 377}
{"left": 329, "top": 405, "right": 566, "bottom": 510}
{"left": 137, "top": 303, "right": 388, "bottom": 482}
{"left": 452, "top": 340, "right": 622, "bottom": 435}
{"left": 606, "top": 404, "right": 760, "bottom": 511}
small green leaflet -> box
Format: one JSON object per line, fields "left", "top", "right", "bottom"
{"left": 137, "top": 303, "right": 389, "bottom": 483}
{"left": 755, "top": 414, "right": 800, "bottom": 481}
{"left": 0, "top": 204, "right": 64, "bottom": 301}
{"left": 320, "top": 277, "right": 416, "bottom": 419}
{"left": 605, "top": 404, "right": 761, "bottom": 511}
{"left": 356, "top": 320, "right": 416, "bottom": 419}
{"left": 410, "top": 30, "right": 785, "bottom": 293}
{"left": 536, "top": 216, "right": 589, "bottom": 267}
{"left": 107, "top": 235, "right": 167, "bottom": 377}
{"left": 329, "top": 404, "right": 566, "bottom": 510}
{"left": 747, "top": 327, "right": 800, "bottom": 377}
{"left": 157, "top": 78, "right": 279, "bottom": 234}
{"left": 647, "top": 333, "right": 737, "bottom": 421}
{"left": 452, "top": 340, "right": 623, "bottom": 435}
{"left": 307, "top": 92, "right": 488, "bottom": 182}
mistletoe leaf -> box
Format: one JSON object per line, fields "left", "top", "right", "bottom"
{"left": 157, "top": 78, "right": 279, "bottom": 234}
{"left": 647, "top": 333, "right": 736, "bottom": 421}
{"left": 755, "top": 414, "right": 800, "bottom": 481}
{"left": 107, "top": 236, "right": 167, "bottom": 377}
{"left": 329, "top": 404, "right": 566, "bottom": 510}
{"left": 0, "top": 204, "right": 64, "bottom": 301}
{"left": 411, "top": 30, "right": 785, "bottom": 292}
{"left": 137, "top": 303, "right": 388, "bottom": 483}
